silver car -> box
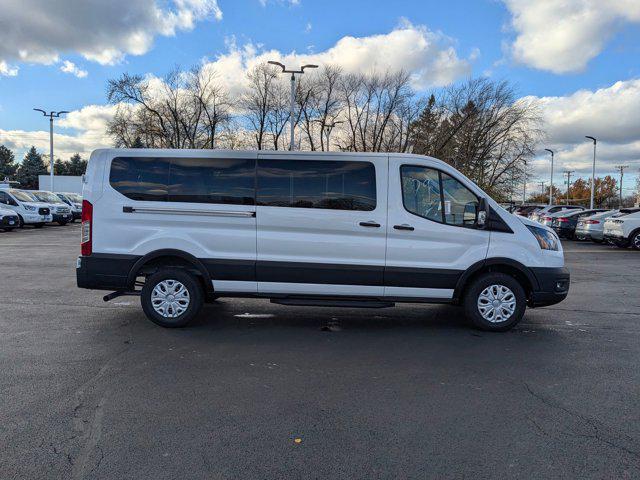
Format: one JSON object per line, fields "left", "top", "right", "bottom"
{"left": 574, "top": 210, "right": 618, "bottom": 243}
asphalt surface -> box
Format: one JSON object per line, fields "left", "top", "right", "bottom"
{"left": 1, "top": 223, "right": 639, "bottom": 479}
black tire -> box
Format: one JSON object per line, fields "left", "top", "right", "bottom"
{"left": 2, "top": 228, "right": 14, "bottom": 232}
{"left": 630, "top": 231, "right": 640, "bottom": 251}
{"left": 57, "top": 221, "right": 68, "bottom": 226}
{"left": 141, "top": 268, "right": 203, "bottom": 328}
{"left": 17, "top": 215, "right": 24, "bottom": 228}
{"left": 463, "top": 272, "right": 526, "bottom": 332}
{"left": 33, "top": 223, "right": 44, "bottom": 229}
{"left": 592, "top": 238, "right": 603, "bottom": 244}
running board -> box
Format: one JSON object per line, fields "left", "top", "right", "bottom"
{"left": 270, "top": 298, "right": 395, "bottom": 308}
{"left": 103, "top": 290, "right": 140, "bottom": 302}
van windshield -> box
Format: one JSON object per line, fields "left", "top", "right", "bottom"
{"left": 10, "top": 190, "right": 36, "bottom": 202}
{"left": 32, "top": 191, "right": 65, "bottom": 204}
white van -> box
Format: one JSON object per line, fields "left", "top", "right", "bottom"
{"left": 76, "top": 149, "right": 569, "bottom": 331}
{"left": 0, "top": 189, "right": 52, "bottom": 227}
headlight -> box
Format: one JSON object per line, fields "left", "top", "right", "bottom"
{"left": 526, "top": 225, "right": 559, "bottom": 251}
{"left": 24, "top": 204, "right": 36, "bottom": 211}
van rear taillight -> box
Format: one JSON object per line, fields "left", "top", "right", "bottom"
{"left": 81, "top": 200, "right": 92, "bottom": 256}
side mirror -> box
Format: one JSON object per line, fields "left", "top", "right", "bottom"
{"left": 477, "top": 198, "right": 488, "bottom": 229}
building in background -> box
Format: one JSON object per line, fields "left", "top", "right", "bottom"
{"left": 38, "top": 175, "right": 82, "bottom": 194}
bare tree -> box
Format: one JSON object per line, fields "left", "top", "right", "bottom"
{"left": 410, "top": 78, "right": 543, "bottom": 197}
{"left": 106, "top": 66, "right": 231, "bottom": 149}
{"left": 242, "top": 63, "right": 280, "bottom": 150}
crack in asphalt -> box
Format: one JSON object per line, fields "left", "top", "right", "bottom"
{"left": 523, "top": 382, "right": 640, "bottom": 461}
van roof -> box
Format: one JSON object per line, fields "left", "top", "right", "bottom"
{"left": 90, "top": 148, "right": 448, "bottom": 166}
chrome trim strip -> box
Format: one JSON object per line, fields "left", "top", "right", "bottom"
{"left": 123, "top": 206, "right": 255, "bottom": 217}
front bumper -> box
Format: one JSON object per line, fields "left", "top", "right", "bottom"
{"left": 529, "top": 266, "right": 570, "bottom": 307}
{"left": 52, "top": 212, "right": 73, "bottom": 222}
{"left": 22, "top": 213, "right": 52, "bottom": 223}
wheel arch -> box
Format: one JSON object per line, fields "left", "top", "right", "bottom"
{"left": 453, "top": 258, "right": 539, "bottom": 304}
{"left": 127, "top": 249, "right": 213, "bottom": 294}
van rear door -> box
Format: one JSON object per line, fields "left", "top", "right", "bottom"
{"left": 255, "top": 153, "right": 387, "bottom": 297}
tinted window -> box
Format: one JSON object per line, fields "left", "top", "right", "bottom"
{"left": 401, "top": 166, "right": 443, "bottom": 222}
{"left": 168, "top": 157, "right": 255, "bottom": 205}
{"left": 110, "top": 157, "right": 170, "bottom": 201}
{"left": 257, "top": 160, "right": 376, "bottom": 211}
{"left": 109, "top": 156, "right": 256, "bottom": 205}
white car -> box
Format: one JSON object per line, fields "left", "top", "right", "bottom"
{"left": 0, "top": 189, "right": 52, "bottom": 227}
{"left": 529, "top": 205, "right": 584, "bottom": 223}
{"left": 76, "top": 149, "right": 570, "bottom": 331}
{"left": 56, "top": 192, "right": 83, "bottom": 221}
{"left": 603, "top": 211, "right": 640, "bottom": 249}
{"left": 27, "top": 190, "right": 74, "bottom": 225}
{"left": 0, "top": 204, "right": 20, "bottom": 231}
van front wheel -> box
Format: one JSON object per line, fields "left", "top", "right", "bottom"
{"left": 463, "top": 273, "right": 526, "bottom": 332}
{"left": 141, "top": 268, "right": 203, "bottom": 328}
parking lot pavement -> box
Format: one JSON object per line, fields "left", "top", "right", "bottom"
{"left": 1, "top": 225, "right": 639, "bottom": 480}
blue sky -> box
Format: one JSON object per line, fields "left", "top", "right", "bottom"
{"left": 1, "top": 0, "right": 639, "bottom": 194}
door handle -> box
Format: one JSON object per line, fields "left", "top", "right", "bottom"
{"left": 394, "top": 224, "right": 414, "bottom": 231}
{"left": 359, "top": 221, "right": 381, "bottom": 228}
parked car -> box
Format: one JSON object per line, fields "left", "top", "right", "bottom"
{"left": 56, "top": 192, "right": 83, "bottom": 221}
{"left": 27, "top": 190, "right": 73, "bottom": 225}
{"left": 513, "top": 204, "right": 544, "bottom": 218}
{"left": 603, "top": 210, "right": 640, "bottom": 249}
{"left": 76, "top": 149, "right": 570, "bottom": 332}
{"left": 574, "top": 209, "right": 619, "bottom": 243}
{"left": 529, "top": 205, "right": 584, "bottom": 223}
{"left": 550, "top": 209, "right": 608, "bottom": 239}
{"left": 0, "top": 189, "right": 52, "bottom": 227}
{"left": 0, "top": 204, "right": 20, "bottom": 231}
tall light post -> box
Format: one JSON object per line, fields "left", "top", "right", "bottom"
{"left": 585, "top": 136, "right": 597, "bottom": 208}
{"left": 34, "top": 108, "right": 68, "bottom": 192}
{"left": 268, "top": 61, "right": 318, "bottom": 150}
{"left": 544, "top": 148, "right": 554, "bottom": 205}
{"left": 522, "top": 159, "right": 527, "bottom": 204}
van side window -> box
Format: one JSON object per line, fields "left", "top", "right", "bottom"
{"left": 110, "top": 157, "right": 170, "bottom": 201}
{"left": 401, "top": 166, "right": 479, "bottom": 227}
{"left": 440, "top": 172, "right": 479, "bottom": 226}
{"left": 257, "top": 159, "right": 376, "bottom": 211}
{"left": 401, "top": 166, "right": 443, "bottom": 222}
{"left": 109, "top": 157, "right": 256, "bottom": 205}
{"left": 168, "top": 158, "right": 255, "bottom": 205}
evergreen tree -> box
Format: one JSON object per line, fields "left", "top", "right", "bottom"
{"left": 54, "top": 158, "right": 69, "bottom": 175}
{"left": 16, "top": 146, "right": 47, "bottom": 189}
{"left": 67, "top": 153, "right": 88, "bottom": 175}
{"left": 0, "top": 145, "right": 17, "bottom": 180}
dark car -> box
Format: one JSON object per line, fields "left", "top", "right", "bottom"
{"left": 551, "top": 209, "right": 608, "bottom": 239}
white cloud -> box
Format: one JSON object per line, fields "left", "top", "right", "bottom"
{"left": 0, "top": 105, "right": 116, "bottom": 161}
{"left": 60, "top": 61, "right": 88, "bottom": 79}
{"left": 525, "top": 79, "right": 640, "bottom": 180}
{"left": 0, "top": 61, "right": 19, "bottom": 77}
{"left": 503, "top": 0, "right": 640, "bottom": 73}
{"left": 203, "top": 22, "right": 474, "bottom": 95}
{"left": 0, "top": 0, "right": 222, "bottom": 68}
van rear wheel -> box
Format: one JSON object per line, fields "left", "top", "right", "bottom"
{"left": 141, "top": 268, "right": 203, "bottom": 328}
{"left": 463, "top": 272, "right": 526, "bottom": 332}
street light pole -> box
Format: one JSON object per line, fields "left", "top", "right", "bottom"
{"left": 585, "top": 136, "right": 596, "bottom": 208}
{"left": 544, "top": 148, "right": 554, "bottom": 205}
{"left": 268, "top": 61, "right": 318, "bottom": 151}
{"left": 522, "top": 160, "right": 527, "bottom": 204}
{"left": 34, "top": 108, "right": 68, "bottom": 192}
